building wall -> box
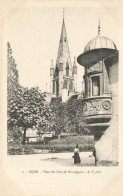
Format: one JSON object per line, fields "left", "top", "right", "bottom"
{"left": 95, "top": 57, "right": 118, "bottom": 162}
{"left": 62, "top": 88, "right": 69, "bottom": 102}
{"left": 44, "top": 92, "right": 56, "bottom": 103}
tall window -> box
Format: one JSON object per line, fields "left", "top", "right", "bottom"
{"left": 92, "top": 76, "right": 100, "bottom": 96}
{"left": 66, "top": 67, "right": 69, "bottom": 76}
{"left": 69, "top": 81, "right": 73, "bottom": 91}
{"left": 53, "top": 82, "right": 55, "bottom": 94}
{"left": 66, "top": 61, "right": 69, "bottom": 76}
{"left": 55, "top": 67, "right": 59, "bottom": 77}
{"left": 56, "top": 80, "right": 59, "bottom": 97}
{"left": 63, "top": 80, "right": 67, "bottom": 89}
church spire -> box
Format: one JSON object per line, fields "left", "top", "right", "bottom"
{"left": 52, "top": 10, "right": 75, "bottom": 99}
{"left": 56, "top": 12, "right": 72, "bottom": 75}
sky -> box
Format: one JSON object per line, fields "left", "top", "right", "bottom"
{"left": 7, "top": 7, "right": 119, "bottom": 92}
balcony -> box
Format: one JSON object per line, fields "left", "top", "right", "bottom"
{"left": 82, "top": 96, "right": 112, "bottom": 128}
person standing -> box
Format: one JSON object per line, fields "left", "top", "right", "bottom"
{"left": 73, "top": 144, "right": 81, "bottom": 164}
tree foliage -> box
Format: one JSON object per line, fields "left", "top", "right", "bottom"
{"left": 50, "top": 97, "right": 66, "bottom": 135}
{"left": 51, "top": 96, "right": 90, "bottom": 135}
{"left": 7, "top": 42, "right": 54, "bottom": 144}
{"left": 7, "top": 41, "right": 89, "bottom": 147}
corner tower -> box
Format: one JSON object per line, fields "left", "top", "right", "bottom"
{"left": 77, "top": 21, "right": 118, "bottom": 163}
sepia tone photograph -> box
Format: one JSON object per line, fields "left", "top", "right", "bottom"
{"left": 7, "top": 7, "right": 119, "bottom": 167}
{"left": 1, "top": 2, "right": 122, "bottom": 196}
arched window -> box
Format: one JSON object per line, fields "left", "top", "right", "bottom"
{"left": 56, "top": 80, "right": 59, "bottom": 97}
{"left": 92, "top": 76, "right": 100, "bottom": 96}
{"left": 69, "top": 81, "right": 73, "bottom": 91}
{"left": 66, "top": 61, "right": 69, "bottom": 76}
{"left": 55, "top": 67, "right": 59, "bottom": 77}
{"left": 53, "top": 82, "right": 55, "bottom": 94}
{"left": 63, "top": 80, "right": 67, "bottom": 89}
{"left": 66, "top": 67, "right": 69, "bottom": 76}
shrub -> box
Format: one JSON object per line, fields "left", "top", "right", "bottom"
{"left": 49, "top": 135, "right": 94, "bottom": 146}
{"left": 28, "top": 135, "right": 94, "bottom": 153}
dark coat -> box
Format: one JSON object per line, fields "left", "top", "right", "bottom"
{"left": 73, "top": 151, "right": 81, "bottom": 164}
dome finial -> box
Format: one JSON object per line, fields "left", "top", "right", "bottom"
{"left": 98, "top": 19, "right": 101, "bottom": 35}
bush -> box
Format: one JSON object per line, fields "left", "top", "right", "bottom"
{"left": 8, "top": 135, "right": 94, "bottom": 154}
{"left": 49, "top": 135, "right": 94, "bottom": 146}
{"left": 28, "top": 135, "right": 94, "bottom": 153}
{"left": 8, "top": 144, "right": 35, "bottom": 155}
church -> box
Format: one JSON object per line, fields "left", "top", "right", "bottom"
{"left": 45, "top": 16, "right": 79, "bottom": 103}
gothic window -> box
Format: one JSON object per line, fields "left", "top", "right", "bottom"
{"left": 10, "top": 49, "right": 12, "bottom": 54}
{"left": 53, "top": 82, "right": 55, "bottom": 94}
{"left": 92, "top": 76, "right": 100, "bottom": 96}
{"left": 59, "top": 63, "right": 63, "bottom": 71}
{"left": 55, "top": 67, "right": 59, "bottom": 77}
{"left": 66, "top": 61, "right": 69, "bottom": 76}
{"left": 56, "top": 80, "right": 59, "bottom": 97}
{"left": 63, "top": 80, "right": 67, "bottom": 89}
{"left": 66, "top": 67, "right": 69, "bottom": 76}
{"left": 69, "top": 81, "right": 73, "bottom": 91}
{"left": 64, "top": 37, "right": 66, "bottom": 42}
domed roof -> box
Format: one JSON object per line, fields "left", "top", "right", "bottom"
{"left": 77, "top": 21, "right": 118, "bottom": 67}
{"left": 84, "top": 35, "right": 117, "bottom": 52}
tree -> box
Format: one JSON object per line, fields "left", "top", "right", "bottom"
{"left": 66, "top": 97, "right": 90, "bottom": 135}
{"left": 50, "top": 97, "right": 66, "bottom": 136}
{"left": 7, "top": 42, "right": 24, "bottom": 145}
{"left": 8, "top": 86, "right": 54, "bottom": 144}
{"left": 50, "top": 96, "right": 90, "bottom": 136}
{"left": 7, "top": 42, "right": 54, "bottom": 144}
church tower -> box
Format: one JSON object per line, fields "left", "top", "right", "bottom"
{"left": 51, "top": 12, "right": 77, "bottom": 102}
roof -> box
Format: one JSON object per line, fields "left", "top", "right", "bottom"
{"left": 84, "top": 35, "right": 117, "bottom": 52}
{"left": 77, "top": 24, "right": 118, "bottom": 66}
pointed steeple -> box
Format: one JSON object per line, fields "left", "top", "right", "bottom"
{"left": 56, "top": 16, "right": 72, "bottom": 76}
{"left": 52, "top": 10, "right": 76, "bottom": 99}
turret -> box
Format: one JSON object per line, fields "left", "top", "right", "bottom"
{"left": 77, "top": 21, "right": 118, "bottom": 163}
